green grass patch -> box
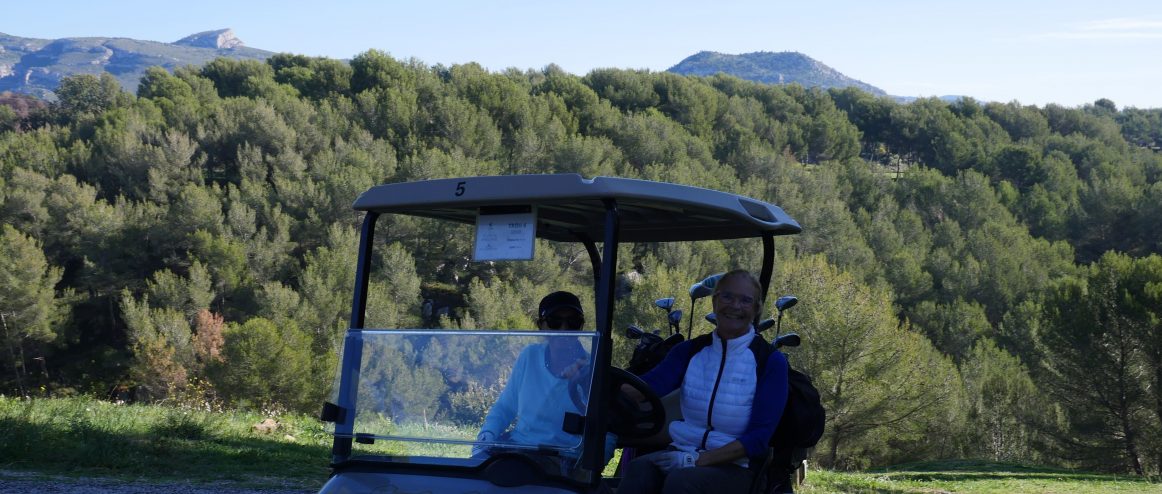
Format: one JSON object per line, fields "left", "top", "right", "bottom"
{"left": 0, "top": 395, "right": 330, "bottom": 490}
{"left": 3, "top": 397, "right": 1160, "bottom": 493}
{"left": 799, "top": 459, "right": 1162, "bottom": 494}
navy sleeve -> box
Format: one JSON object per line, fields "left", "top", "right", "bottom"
{"left": 738, "top": 350, "right": 789, "bottom": 458}
{"left": 640, "top": 339, "right": 698, "bottom": 395}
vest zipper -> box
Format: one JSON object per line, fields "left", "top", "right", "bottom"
{"left": 699, "top": 332, "right": 729, "bottom": 450}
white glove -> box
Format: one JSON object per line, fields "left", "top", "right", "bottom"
{"left": 651, "top": 450, "right": 698, "bottom": 472}
{"left": 471, "top": 430, "right": 496, "bottom": 458}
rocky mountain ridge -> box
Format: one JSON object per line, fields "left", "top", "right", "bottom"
{"left": 668, "top": 50, "right": 887, "bottom": 96}
{"left": 0, "top": 29, "right": 272, "bottom": 98}
{"left": 2, "top": 30, "right": 941, "bottom": 103}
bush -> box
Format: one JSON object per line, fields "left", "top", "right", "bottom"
{"left": 208, "top": 317, "right": 319, "bottom": 413}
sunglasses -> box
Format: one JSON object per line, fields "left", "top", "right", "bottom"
{"left": 544, "top": 315, "right": 585, "bottom": 330}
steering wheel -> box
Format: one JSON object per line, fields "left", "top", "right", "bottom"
{"left": 607, "top": 368, "right": 665, "bottom": 438}
{"left": 568, "top": 366, "right": 665, "bottom": 439}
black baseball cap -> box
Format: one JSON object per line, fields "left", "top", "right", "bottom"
{"left": 538, "top": 291, "right": 584, "bottom": 318}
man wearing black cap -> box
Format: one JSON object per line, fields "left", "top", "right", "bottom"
{"left": 473, "top": 291, "right": 591, "bottom": 459}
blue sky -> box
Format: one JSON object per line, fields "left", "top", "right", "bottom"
{"left": 7, "top": 0, "right": 1161, "bottom": 108}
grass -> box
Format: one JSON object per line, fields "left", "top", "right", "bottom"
{"left": 796, "top": 460, "right": 1162, "bottom": 494}
{"left": 3, "top": 396, "right": 1161, "bottom": 493}
{"left": 0, "top": 395, "right": 330, "bottom": 491}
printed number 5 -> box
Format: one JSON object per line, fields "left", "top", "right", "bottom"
{"left": 455, "top": 181, "right": 466, "bottom": 196}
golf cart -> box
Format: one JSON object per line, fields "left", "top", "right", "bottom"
{"left": 318, "top": 174, "right": 801, "bottom": 493}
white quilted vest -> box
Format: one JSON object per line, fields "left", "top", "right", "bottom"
{"left": 668, "top": 327, "right": 758, "bottom": 462}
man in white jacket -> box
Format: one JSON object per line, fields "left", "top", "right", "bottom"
{"left": 618, "top": 270, "right": 790, "bottom": 494}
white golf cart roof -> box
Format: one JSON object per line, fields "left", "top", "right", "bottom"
{"left": 353, "top": 174, "right": 801, "bottom": 242}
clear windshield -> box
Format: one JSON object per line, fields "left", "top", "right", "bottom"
{"left": 329, "top": 328, "right": 598, "bottom": 467}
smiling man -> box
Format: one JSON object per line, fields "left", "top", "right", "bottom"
{"left": 618, "top": 270, "right": 791, "bottom": 494}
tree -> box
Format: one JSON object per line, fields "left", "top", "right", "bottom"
{"left": 137, "top": 67, "right": 205, "bottom": 130}
{"left": 363, "top": 242, "right": 423, "bottom": 330}
{"left": 424, "top": 95, "right": 503, "bottom": 160}
{"left": 199, "top": 58, "right": 275, "bottom": 99}
{"left": 992, "top": 144, "right": 1046, "bottom": 191}
{"left": 582, "top": 69, "right": 660, "bottom": 113}
{"left": 355, "top": 337, "right": 450, "bottom": 425}
{"left": 776, "top": 255, "right": 961, "bottom": 469}
{"left": 192, "top": 309, "right": 225, "bottom": 367}
{"left": 1122, "top": 254, "right": 1162, "bottom": 473}
{"left": 1043, "top": 104, "right": 1125, "bottom": 148}
{"left": 1016, "top": 150, "right": 1081, "bottom": 241}
{"left": 1038, "top": 252, "right": 1151, "bottom": 474}
{"left": 144, "top": 262, "right": 214, "bottom": 318}
{"left": 0, "top": 126, "right": 75, "bottom": 178}
{"left": 909, "top": 299, "right": 991, "bottom": 362}
{"left": 84, "top": 108, "right": 175, "bottom": 200}
{"left": 550, "top": 134, "right": 624, "bottom": 178}
{"left": 856, "top": 198, "right": 933, "bottom": 307}
{"left": 983, "top": 101, "right": 1050, "bottom": 144}
{"left": 54, "top": 73, "right": 132, "bottom": 121}
{"left": 210, "top": 317, "right": 316, "bottom": 412}
{"left": 197, "top": 98, "right": 298, "bottom": 185}
{"left": 297, "top": 224, "right": 358, "bottom": 352}
{"left": 960, "top": 338, "right": 1053, "bottom": 463}
{"left": 1072, "top": 161, "right": 1147, "bottom": 262}
{"left": 0, "top": 225, "right": 65, "bottom": 394}
{"left": 350, "top": 49, "right": 419, "bottom": 94}
{"left": 269, "top": 53, "right": 353, "bottom": 99}
{"left": 0, "top": 104, "right": 17, "bottom": 133}
{"left": 652, "top": 72, "right": 722, "bottom": 139}
{"left": 795, "top": 88, "right": 861, "bottom": 162}
{"left": 189, "top": 231, "right": 250, "bottom": 310}
{"left": 119, "top": 291, "right": 193, "bottom": 401}
{"left": 829, "top": 86, "right": 896, "bottom": 147}
{"left": 464, "top": 278, "right": 535, "bottom": 330}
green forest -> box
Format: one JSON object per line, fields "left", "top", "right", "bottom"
{"left": 1, "top": 51, "right": 1160, "bottom": 476}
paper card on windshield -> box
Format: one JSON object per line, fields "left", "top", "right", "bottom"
{"left": 473, "top": 207, "right": 536, "bottom": 261}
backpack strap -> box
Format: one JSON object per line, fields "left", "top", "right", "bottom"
{"left": 748, "top": 333, "right": 772, "bottom": 380}
{"left": 689, "top": 333, "right": 714, "bottom": 353}
{"left": 676, "top": 333, "right": 715, "bottom": 377}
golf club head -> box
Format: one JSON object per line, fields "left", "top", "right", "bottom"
{"left": 704, "top": 312, "right": 717, "bottom": 325}
{"left": 626, "top": 325, "right": 645, "bottom": 339}
{"left": 757, "top": 318, "right": 775, "bottom": 333}
{"left": 774, "top": 332, "right": 801, "bottom": 349}
{"left": 775, "top": 295, "right": 799, "bottom": 312}
{"left": 689, "top": 273, "right": 724, "bottom": 301}
{"left": 654, "top": 297, "right": 676, "bottom": 312}
{"left": 668, "top": 309, "right": 684, "bottom": 327}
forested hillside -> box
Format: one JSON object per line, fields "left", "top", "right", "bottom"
{"left": 1, "top": 52, "right": 1160, "bottom": 475}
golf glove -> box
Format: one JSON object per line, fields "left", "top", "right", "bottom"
{"left": 471, "top": 430, "right": 495, "bottom": 458}
{"left": 651, "top": 450, "right": 698, "bottom": 472}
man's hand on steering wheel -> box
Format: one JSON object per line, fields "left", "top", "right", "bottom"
{"left": 565, "top": 366, "right": 664, "bottom": 439}
{"left": 606, "top": 368, "right": 664, "bottom": 438}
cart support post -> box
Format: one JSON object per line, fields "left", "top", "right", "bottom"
{"left": 758, "top": 232, "right": 775, "bottom": 323}
{"left": 331, "top": 212, "right": 379, "bottom": 463}
{"left": 582, "top": 200, "right": 619, "bottom": 482}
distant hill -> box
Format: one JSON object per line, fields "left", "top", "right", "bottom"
{"left": 1, "top": 32, "right": 963, "bottom": 104}
{"left": 0, "top": 29, "right": 273, "bottom": 99}
{"left": 668, "top": 51, "right": 888, "bottom": 96}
